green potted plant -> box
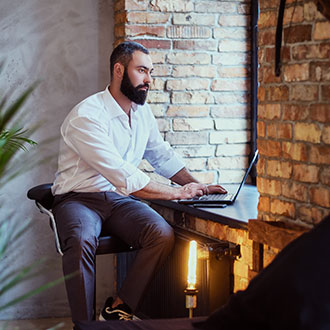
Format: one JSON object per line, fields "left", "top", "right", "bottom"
{"left": 0, "top": 62, "right": 70, "bottom": 329}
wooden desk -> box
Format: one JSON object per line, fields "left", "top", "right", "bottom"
{"left": 150, "top": 184, "right": 259, "bottom": 230}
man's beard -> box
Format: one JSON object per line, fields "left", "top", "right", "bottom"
{"left": 120, "top": 69, "right": 149, "bottom": 105}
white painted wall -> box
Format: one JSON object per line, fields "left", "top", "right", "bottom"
{"left": 0, "top": 0, "right": 115, "bottom": 320}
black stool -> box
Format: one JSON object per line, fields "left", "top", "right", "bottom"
{"left": 27, "top": 183, "right": 133, "bottom": 318}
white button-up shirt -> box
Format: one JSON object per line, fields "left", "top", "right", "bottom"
{"left": 52, "top": 87, "right": 185, "bottom": 196}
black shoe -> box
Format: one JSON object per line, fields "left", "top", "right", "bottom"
{"left": 99, "top": 297, "right": 133, "bottom": 321}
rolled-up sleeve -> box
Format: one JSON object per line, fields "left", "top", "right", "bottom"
{"left": 63, "top": 116, "right": 150, "bottom": 195}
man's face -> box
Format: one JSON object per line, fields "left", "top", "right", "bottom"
{"left": 120, "top": 51, "right": 153, "bottom": 105}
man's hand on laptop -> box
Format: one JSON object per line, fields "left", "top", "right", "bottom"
{"left": 206, "top": 184, "right": 227, "bottom": 195}
{"left": 178, "top": 183, "right": 208, "bottom": 199}
{"left": 177, "top": 183, "right": 227, "bottom": 200}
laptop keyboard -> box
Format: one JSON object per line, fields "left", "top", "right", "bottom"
{"left": 197, "top": 193, "right": 233, "bottom": 201}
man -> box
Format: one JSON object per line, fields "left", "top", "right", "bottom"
{"left": 52, "top": 41, "right": 226, "bottom": 322}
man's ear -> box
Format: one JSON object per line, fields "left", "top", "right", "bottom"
{"left": 113, "top": 62, "right": 124, "bottom": 79}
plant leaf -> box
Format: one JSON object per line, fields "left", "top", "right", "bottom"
{"left": 0, "top": 83, "right": 39, "bottom": 132}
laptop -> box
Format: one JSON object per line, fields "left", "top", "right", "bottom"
{"left": 178, "top": 150, "right": 259, "bottom": 206}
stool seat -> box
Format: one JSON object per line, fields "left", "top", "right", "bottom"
{"left": 27, "top": 183, "right": 133, "bottom": 255}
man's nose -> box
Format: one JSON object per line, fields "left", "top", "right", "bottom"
{"left": 145, "top": 72, "right": 152, "bottom": 84}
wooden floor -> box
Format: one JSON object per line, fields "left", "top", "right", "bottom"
{"left": 0, "top": 317, "right": 73, "bottom": 330}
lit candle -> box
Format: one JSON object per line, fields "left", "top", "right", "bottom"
{"left": 187, "top": 240, "right": 197, "bottom": 290}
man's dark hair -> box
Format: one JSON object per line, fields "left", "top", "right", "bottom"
{"left": 110, "top": 41, "right": 149, "bottom": 80}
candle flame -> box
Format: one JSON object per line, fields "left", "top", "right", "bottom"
{"left": 187, "top": 240, "right": 197, "bottom": 289}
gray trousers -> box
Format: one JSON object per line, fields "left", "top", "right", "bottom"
{"left": 52, "top": 191, "right": 174, "bottom": 321}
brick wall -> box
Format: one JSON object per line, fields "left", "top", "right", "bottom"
{"left": 257, "top": 0, "right": 330, "bottom": 226}
{"left": 113, "top": 0, "right": 329, "bottom": 294}
{"left": 114, "top": 0, "right": 252, "bottom": 184}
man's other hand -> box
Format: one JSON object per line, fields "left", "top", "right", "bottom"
{"left": 206, "top": 184, "right": 227, "bottom": 195}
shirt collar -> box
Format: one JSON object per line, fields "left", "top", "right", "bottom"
{"left": 102, "top": 85, "right": 139, "bottom": 118}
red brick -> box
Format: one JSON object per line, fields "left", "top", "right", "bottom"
{"left": 290, "top": 85, "right": 318, "bottom": 101}
{"left": 258, "top": 139, "right": 282, "bottom": 157}
{"left": 258, "top": 87, "right": 266, "bottom": 102}
{"left": 114, "top": 0, "right": 125, "bottom": 11}
{"left": 282, "top": 105, "right": 309, "bottom": 121}
{"left": 293, "top": 164, "right": 319, "bottom": 183}
{"left": 298, "top": 206, "right": 325, "bottom": 225}
{"left": 284, "top": 25, "right": 312, "bottom": 43}
{"left": 304, "top": 0, "right": 325, "bottom": 21}
{"left": 322, "top": 126, "right": 330, "bottom": 144}
{"left": 263, "top": 66, "right": 282, "bottom": 83}
{"left": 282, "top": 142, "right": 308, "bottom": 161}
{"left": 267, "top": 160, "right": 292, "bottom": 178}
{"left": 257, "top": 156, "right": 266, "bottom": 175}
{"left": 267, "top": 86, "right": 289, "bottom": 101}
{"left": 283, "top": 5, "right": 304, "bottom": 24}
{"left": 282, "top": 182, "right": 308, "bottom": 202}
{"left": 264, "top": 46, "right": 290, "bottom": 64}
{"left": 257, "top": 121, "right": 266, "bottom": 137}
{"left": 258, "top": 195, "right": 270, "bottom": 212}
{"left": 284, "top": 63, "right": 309, "bottom": 82}
{"left": 259, "top": 0, "right": 277, "bottom": 10}
{"left": 292, "top": 44, "right": 330, "bottom": 61}
{"left": 257, "top": 177, "right": 282, "bottom": 196}
{"left": 267, "top": 123, "right": 277, "bottom": 138}
{"left": 115, "top": 12, "right": 127, "bottom": 24}
{"left": 258, "top": 103, "right": 281, "bottom": 120}
{"left": 314, "top": 21, "right": 330, "bottom": 40}
{"left": 133, "top": 39, "right": 171, "bottom": 49}
{"left": 310, "top": 61, "right": 330, "bottom": 82}
{"left": 258, "top": 48, "right": 265, "bottom": 64}
{"left": 310, "top": 104, "right": 330, "bottom": 122}
{"left": 259, "top": 29, "right": 276, "bottom": 47}
{"left": 294, "top": 123, "right": 322, "bottom": 143}
{"left": 320, "top": 167, "right": 330, "bottom": 185}
{"left": 278, "top": 123, "right": 292, "bottom": 139}
{"left": 310, "top": 187, "right": 330, "bottom": 208}
{"left": 258, "top": 10, "right": 277, "bottom": 29}
{"left": 310, "top": 145, "right": 330, "bottom": 164}
{"left": 321, "top": 85, "right": 330, "bottom": 101}
{"left": 270, "top": 199, "right": 296, "bottom": 218}
{"left": 115, "top": 24, "right": 125, "bottom": 38}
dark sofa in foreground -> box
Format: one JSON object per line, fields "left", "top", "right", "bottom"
{"left": 75, "top": 214, "right": 330, "bottom": 330}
